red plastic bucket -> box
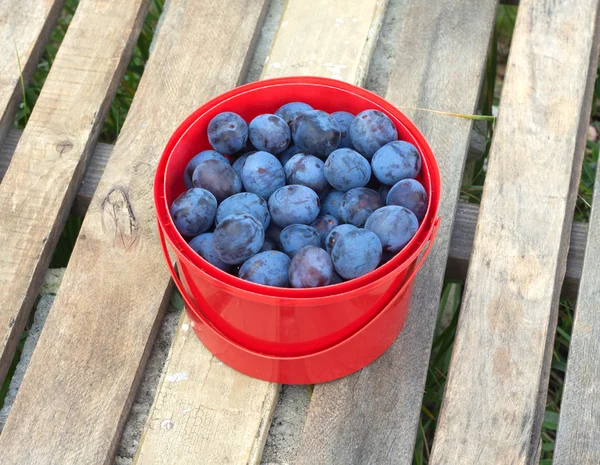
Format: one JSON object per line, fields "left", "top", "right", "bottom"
{"left": 154, "top": 77, "right": 441, "bottom": 380}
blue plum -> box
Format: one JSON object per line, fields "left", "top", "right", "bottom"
{"left": 331, "top": 229, "right": 382, "bottom": 280}
{"left": 279, "top": 144, "right": 302, "bottom": 168}
{"left": 184, "top": 150, "right": 229, "bottom": 189}
{"left": 249, "top": 114, "right": 291, "bottom": 155}
{"left": 216, "top": 192, "right": 270, "bottom": 229}
{"left": 284, "top": 153, "right": 329, "bottom": 197}
{"left": 331, "top": 111, "right": 354, "bottom": 149}
{"left": 207, "top": 112, "right": 248, "bottom": 154}
{"left": 372, "top": 140, "right": 421, "bottom": 185}
{"left": 387, "top": 178, "right": 428, "bottom": 221}
{"left": 239, "top": 251, "right": 291, "bottom": 287}
{"left": 170, "top": 188, "right": 217, "bottom": 237}
{"left": 320, "top": 190, "right": 344, "bottom": 219}
{"left": 289, "top": 246, "right": 333, "bottom": 288}
{"left": 188, "top": 233, "right": 230, "bottom": 272}
{"left": 213, "top": 213, "right": 265, "bottom": 264}
{"left": 192, "top": 159, "right": 242, "bottom": 203}
{"left": 365, "top": 205, "right": 419, "bottom": 253}
{"left": 338, "top": 187, "right": 384, "bottom": 227}
{"left": 310, "top": 215, "right": 339, "bottom": 246}
{"left": 291, "top": 110, "right": 341, "bottom": 158}
{"left": 268, "top": 185, "right": 320, "bottom": 227}
{"left": 323, "top": 148, "right": 371, "bottom": 191}
{"left": 231, "top": 151, "right": 255, "bottom": 176}
{"left": 241, "top": 151, "right": 286, "bottom": 199}
{"left": 349, "top": 109, "right": 398, "bottom": 159}
{"left": 330, "top": 271, "right": 345, "bottom": 285}
{"left": 279, "top": 224, "right": 321, "bottom": 258}
{"left": 324, "top": 223, "right": 358, "bottom": 254}
{"left": 275, "top": 102, "right": 313, "bottom": 126}
{"left": 379, "top": 184, "right": 391, "bottom": 201}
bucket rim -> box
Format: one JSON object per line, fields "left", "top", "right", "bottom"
{"left": 154, "top": 76, "right": 441, "bottom": 298}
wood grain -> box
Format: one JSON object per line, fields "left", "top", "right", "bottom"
{"left": 295, "top": 2, "right": 498, "bottom": 464}
{"left": 0, "top": 1, "right": 268, "bottom": 464}
{"left": 132, "top": 2, "right": 389, "bottom": 463}
{"left": 134, "top": 315, "right": 278, "bottom": 465}
{"left": 0, "top": 0, "right": 65, "bottom": 146}
{"left": 430, "top": 1, "right": 600, "bottom": 463}
{"left": 264, "top": 0, "right": 388, "bottom": 85}
{"left": 0, "top": 0, "right": 151, "bottom": 389}
{"left": 554, "top": 109, "right": 600, "bottom": 463}
{"left": 446, "top": 201, "right": 587, "bottom": 300}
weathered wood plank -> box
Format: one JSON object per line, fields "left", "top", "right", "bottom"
{"left": 0, "top": 0, "right": 65, "bottom": 146}
{"left": 295, "top": 2, "right": 498, "bottom": 464}
{"left": 446, "top": 201, "right": 587, "bottom": 300}
{"left": 264, "top": 0, "right": 387, "bottom": 85}
{"left": 133, "top": 1, "right": 389, "bottom": 463}
{"left": 554, "top": 116, "right": 600, "bottom": 462}
{"left": 0, "top": 0, "right": 151, "bottom": 389}
{"left": 0, "top": 1, "right": 268, "bottom": 464}
{"left": 430, "top": 1, "right": 600, "bottom": 463}
{"left": 134, "top": 315, "right": 278, "bottom": 465}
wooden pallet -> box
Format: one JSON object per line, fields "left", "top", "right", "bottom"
{"left": 0, "top": 0, "right": 599, "bottom": 463}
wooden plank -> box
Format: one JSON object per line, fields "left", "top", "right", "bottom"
{"left": 446, "top": 201, "right": 587, "bottom": 300}
{"left": 134, "top": 315, "right": 278, "bottom": 465}
{"left": 554, "top": 128, "right": 600, "bottom": 462}
{"left": 133, "top": 2, "right": 389, "bottom": 463}
{"left": 0, "top": 0, "right": 151, "bottom": 389}
{"left": 430, "top": 1, "right": 600, "bottom": 463}
{"left": 295, "top": 2, "right": 498, "bottom": 464}
{"left": 0, "top": 1, "right": 269, "bottom": 463}
{"left": 0, "top": 0, "right": 65, "bottom": 146}
{"left": 264, "top": 0, "right": 387, "bottom": 85}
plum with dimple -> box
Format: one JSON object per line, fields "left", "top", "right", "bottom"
{"left": 192, "top": 159, "right": 242, "bottom": 203}
{"left": 170, "top": 188, "right": 217, "bottom": 237}
{"left": 289, "top": 246, "right": 333, "bottom": 288}
{"left": 207, "top": 112, "right": 248, "bottom": 154}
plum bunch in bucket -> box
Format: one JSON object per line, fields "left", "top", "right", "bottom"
{"left": 170, "top": 103, "right": 428, "bottom": 288}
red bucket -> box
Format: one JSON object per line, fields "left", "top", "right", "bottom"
{"left": 154, "top": 77, "right": 441, "bottom": 383}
